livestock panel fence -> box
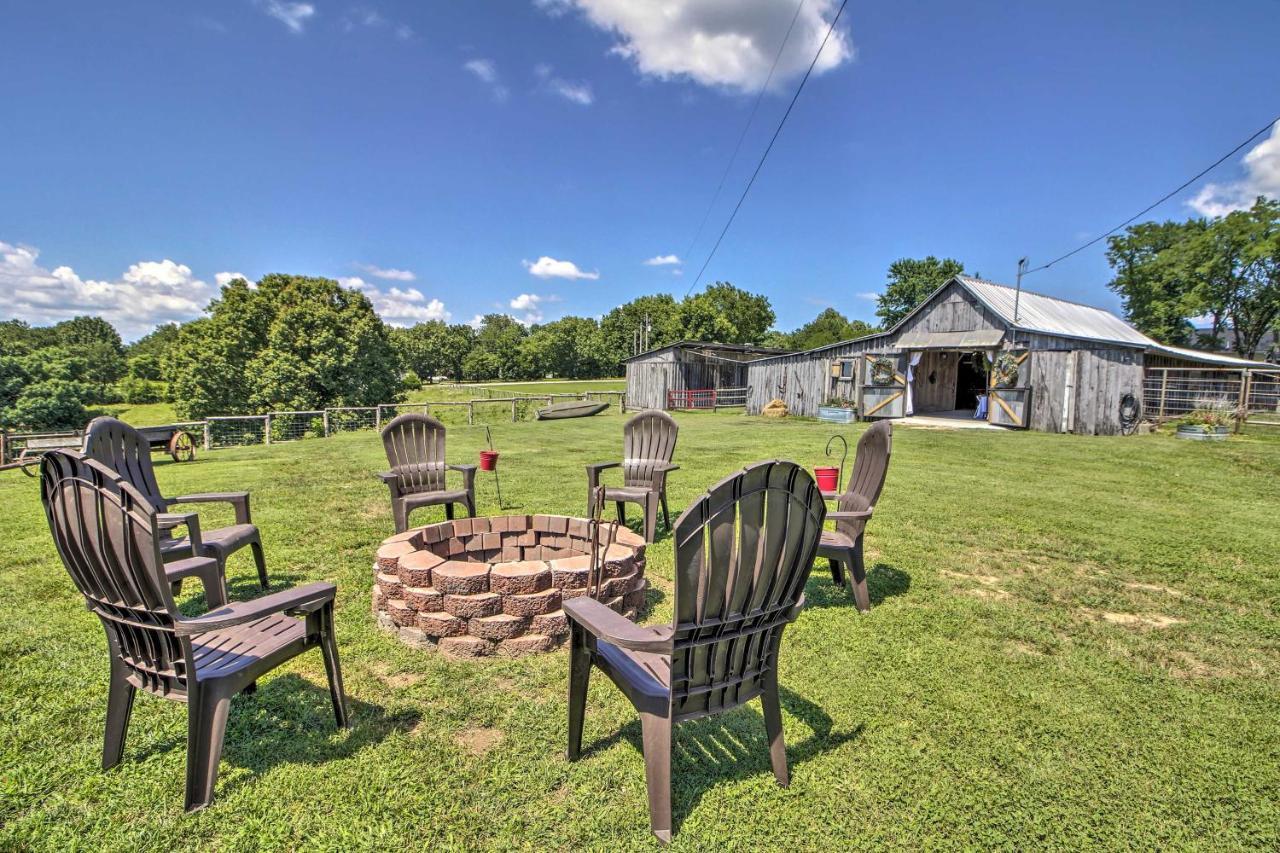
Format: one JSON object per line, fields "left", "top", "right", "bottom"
{"left": 666, "top": 387, "right": 750, "bottom": 410}
{"left": 1143, "top": 367, "right": 1280, "bottom": 429}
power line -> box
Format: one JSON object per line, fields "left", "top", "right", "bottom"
{"left": 685, "top": 0, "right": 849, "bottom": 297}
{"left": 1024, "top": 113, "right": 1280, "bottom": 275}
{"left": 678, "top": 0, "right": 807, "bottom": 269}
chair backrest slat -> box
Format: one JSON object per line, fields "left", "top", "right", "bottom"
{"left": 83, "top": 417, "right": 167, "bottom": 513}
{"left": 668, "top": 460, "right": 825, "bottom": 720}
{"left": 382, "top": 413, "right": 448, "bottom": 494}
{"left": 622, "top": 410, "right": 678, "bottom": 489}
{"left": 40, "top": 451, "right": 190, "bottom": 697}
{"left": 836, "top": 421, "right": 892, "bottom": 537}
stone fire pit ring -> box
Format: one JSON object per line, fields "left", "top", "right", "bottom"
{"left": 372, "top": 514, "right": 648, "bottom": 658}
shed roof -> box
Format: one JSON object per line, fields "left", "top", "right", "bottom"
{"left": 955, "top": 276, "right": 1152, "bottom": 347}
{"left": 1145, "top": 342, "right": 1275, "bottom": 369}
{"left": 622, "top": 340, "right": 786, "bottom": 363}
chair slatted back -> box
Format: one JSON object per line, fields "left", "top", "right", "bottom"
{"left": 622, "top": 410, "right": 678, "bottom": 489}
{"left": 40, "top": 450, "right": 190, "bottom": 697}
{"left": 836, "top": 421, "right": 892, "bottom": 536}
{"left": 668, "top": 460, "right": 825, "bottom": 721}
{"left": 83, "top": 416, "right": 168, "bottom": 513}
{"left": 381, "top": 413, "right": 448, "bottom": 494}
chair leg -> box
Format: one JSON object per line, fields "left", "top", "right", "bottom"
{"left": 643, "top": 496, "right": 658, "bottom": 544}
{"left": 566, "top": 624, "right": 591, "bottom": 761}
{"left": 185, "top": 687, "right": 232, "bottom": 812}
{"left": 464, "top": 491, "right": 476, "bottom": 518}
{"left": 659, "top": 491, "right": 671, "bottom": 532}
{"left": 615, "top": 502, "right": 626, "bottom": 526}
{"left": 850, "top": 537, "right": 870, "bottom": 613}
{"left": 318, "top": 605, "right": 350, "bottom": 729}
{"left": 761, "top": 668, "right": 789, "bottom": 787}
{"left": 392, "top": 500, "right": 407, "bottom": 534}
{"left": 445, "top": 503, "right": 454, "bottom": 521}
{"left": 250, "top": 540, "right": 268, "bottom": 590}
{"left": 828, "top": 557, "right": 844, "bottom": 586}
{"left": 102, "top": 657, "right": 135, "bottom": 770}
{"left": 639, "top": 711, "right": 673, "bottom": 844}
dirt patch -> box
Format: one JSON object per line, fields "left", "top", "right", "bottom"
{"left": 968, "top": 587, "right": 1011, "bottom": 601}
{"left": 384, "top": 672, "right": 422, "bottom": 688}
{"left": 456, "top": 726, "right": 504, "bottom": 756}
{"left": 1124, "top": 582, "right": 1185, "bottom": 598}
{"left": 941, "top": 569, "right": 1002, "bottom": 585}
{"left": 1167, "top": 651, "right": 1231, "bottom": 679}
{"left": 1086, "top": 609, "right": 1184, "bottom": 629}
{"left": 1004, "top": 640, "right": 1045, "bottom": 657}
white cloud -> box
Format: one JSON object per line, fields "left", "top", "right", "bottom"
{"left": 857, "top": 291, "right": 879, "bottom": 301}
{"left": 340, "top": 276, "right": 450, "bottom": 325}
{"left": 467, "top": 314, "right": 485, "bottom": 329}
{"left": 523, "top": 256, "right": 600, "bottom": 280}
{"left": 509, "top": 293, "right": 545, "bottom": 324}
{"left": 643, "top": 254, "right": 681, "bottom": 266}
{"left": 356, "top": 262, "right": 416, "bottom": 281}
{"left": 1188, "top": 121, "right": 1280, "bottom": 217}
{"left": 341, "top": 7, "right": 414, "bottom": 40}
{"left": 215, "top": 271, "right": 249, "bottom": 287}
{"left": 536, "top": 0, "right": 853, "bottom": 93}
{"left": 259, "top": 0, "right": 315, "bottom": 34}
{"left": 0, "top": 240, "right": 212, "bottom": 339}
{"left": 464, "top": 58, "right": 509, "bottom": 101}
{"left": 550, "top": 78, "right": 594, "bottom": 105}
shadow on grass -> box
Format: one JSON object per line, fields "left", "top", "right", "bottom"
{"left": 581, "top": 685, "right": 861, "bottom": 834}
{"left": 802, "top": 562, "right": 910, "bottom": 610}
{"left": 131, "top": 674, "right": 416, "bottom": 799}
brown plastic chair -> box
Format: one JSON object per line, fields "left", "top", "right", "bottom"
{"left": 378, "top": 413, "right": 477, "bottom": 533}
{"left": 817, "top": 420, "right": 892, "bottom": 611}
{"left": 565, "top": 459, "right": 826, "bottom": 843}
{"left": 586, "top": 409, "right": 679, "bottom": 543}
{"left": 39, "top": 450, "right": 349, "bottom": 811}
{"left": 83, "top": 416, "right": 268, "bottom": 602}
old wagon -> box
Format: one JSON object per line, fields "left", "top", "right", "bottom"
{"left": 1, "top": 422, "right": 199, "bottom": 475}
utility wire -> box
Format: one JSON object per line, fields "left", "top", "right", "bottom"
{"left": 1025, "top": 113, "right": 1280, "bottom": 274}
{"left": 678, "top": 0, "right": 807, "bottom": 270}
{"left": 685, "top": 0, "right": 849, "bottom": 297}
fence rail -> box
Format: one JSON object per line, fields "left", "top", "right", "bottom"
{"left": 3, "top": 391, "right": 630, "bottom": 464}
{"left": 1142, "top": 367, "right": 1280, "bottom": 430}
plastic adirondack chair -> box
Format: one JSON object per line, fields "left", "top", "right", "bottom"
{"left": 83, "top": 416, "right": 267, "bottom": 604}
{"left": 817, "top": 420, "right": 892, "bottom": 611}
{"left": 378, "top": 413, "right": 477, "bottom": 533}
{"left": 565, "top": 459, "right": 826, "bottom": 843}
{"left": 586, "top": 410, "right": 679, "bottom": 543}
{"left": 39, "top": 450, "right": 349, "bottom": 811}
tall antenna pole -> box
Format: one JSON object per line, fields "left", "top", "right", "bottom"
{"left": 1013, "top": 257, "right": 1028, "bottom": 327}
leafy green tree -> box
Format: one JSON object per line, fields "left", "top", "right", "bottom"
{"left": 597, "top": 293, "right": 682, "bottom": 372}
{"left": 2, "top": 379, "right": 91, "bottom": 431}
{"left": 462, "top": 348, "right": 502, "bottom": 381}
{"left": 471, "top": 314, "right": 528, "bottom": 380}
{"left": 518, "top": 316, "right": 605, "bottom": 379}
{"left": 167, "top": 274, "right": 399, "bottom": 418}
{"left": 1106, "top": 220, "right": 1208, "bottom": 347}
{"left": 677, "top": 282, "right": 774, "bottom": 344}
{"left": 787, "top": 308, "right": 878, "bottom": 350}
{"left": 391, "top": 321, "right": 476, "bottom": 382}
{"left": 875, "top": 256, "right": 965, "bottom": 328}
{"left": 125, "top": 323, "right": 181, "bottom": 382}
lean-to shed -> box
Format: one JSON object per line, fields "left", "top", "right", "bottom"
{"left": 624, "top": 341, "right": 784, "bottom": 410}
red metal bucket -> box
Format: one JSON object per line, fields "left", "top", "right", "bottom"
{"left": 479, "top": 450, "right": 499, "bottom": 471}
{"left": 813, "top": 465, "right": 839, "bottom": 493}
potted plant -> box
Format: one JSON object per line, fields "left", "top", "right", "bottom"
{"left": 818, "top": 398, "right": 857, "bottom": 424}
{"left": 1174, "top": 407, "right": 1233, "bottom": 441}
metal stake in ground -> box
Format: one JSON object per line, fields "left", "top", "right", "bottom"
{"left": 480, "top": 425, "right": 504, "bottom": 509}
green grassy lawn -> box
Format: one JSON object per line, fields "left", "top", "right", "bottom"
{"left": 2, "top": 415, "right": 1278, "bottom": 849}
{"left": 88, "top": 400, "right": 181, "bottom": 427}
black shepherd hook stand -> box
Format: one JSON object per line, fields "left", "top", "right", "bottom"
{"left": 825, "top": 434, "right": 849, "bottom": 494}
{"left": 481, "top": 425, "right": 505, "bottom": 509}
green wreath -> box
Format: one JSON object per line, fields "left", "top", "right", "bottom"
{"left": 869, "top": 356, "right": 895, "bottom": 386}
{"left": 993, "top": 352, "right": 1020, "bottom": 388}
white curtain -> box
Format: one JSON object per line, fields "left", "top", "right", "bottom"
{"left": 904, "top": 351, "right": 924, "bottom": 415}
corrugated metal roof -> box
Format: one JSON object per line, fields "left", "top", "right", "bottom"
{"left": 1146, "top": 342, "right": 1276, "bottom": 369}
{"left": 956, "top": 276, "right": 1153, "bottom": 347}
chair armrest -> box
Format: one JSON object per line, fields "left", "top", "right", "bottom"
{"left": 828, "top": 508, "right": 873, "bottom": 522}
{"left": 653, "top": 462, "right": 679, "bottom": 472}
{"left": 563, "top": 597, "right": 673, "bottom": 653}
{"left": 157, "top": 512, "right": 203, "bottom": 552}
{"left": 169, "top": 491, "right": 252, "bottom": 525}
{"left": 376, "top": 471, "right": 398, "bottom": 483}
{"left": 174, "top": 581, "right": 337, "bottom": 636}
{"left": 786, "top": 594, "right": 807, "bottom": 622}
{"left": 586, "top": 461, "right": 621, "bottom": 488}
{"left": 448, "top": 463, "right": 477, "bottom": 491}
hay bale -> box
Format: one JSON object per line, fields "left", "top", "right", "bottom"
{"left": 762, "top": 399, "right": 789, "bottom": 418}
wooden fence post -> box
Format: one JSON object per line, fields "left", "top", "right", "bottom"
{"left": 1157, "top": 368, "right": 1169, "bottom": 420}
{"left": 375, "top": 405, "right": 383, "bottom": 431}
{"left": 203, "top": 421, "right": 211, "bottom": 451}
{"left": 467, "top": 401, "right": 474, "bottom": 425}
{"left": 511, "top": 398, "right": 517, "bottom": 422}
{"left": 323, "top": 410, "right": 330, "bottom": 437}
{"left": 1236, "top": 369, "right": 1251, "bottom": 433}
{"left": 264, "top": 414, "right": 272, "bottom": 445}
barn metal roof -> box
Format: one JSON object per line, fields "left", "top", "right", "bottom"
{"left": 1145, "top": 342, "right": 1275, "bottom": 369}
{"left": 955, "top": 276, "right": 1153, "bottom": 347}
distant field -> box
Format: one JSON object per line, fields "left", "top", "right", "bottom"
{"left": 89, "top": 401, "right": 180, "bottom": 426}
{"left": 418, "top": 378, "right": 626, "bottom": 395}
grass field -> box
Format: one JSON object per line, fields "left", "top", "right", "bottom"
{"left": 2, "top": 413, "right": 1278, "bottom": 849}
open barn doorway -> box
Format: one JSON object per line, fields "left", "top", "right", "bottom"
{"left": 955, "top": 352, "right": 988, "bottom": 411}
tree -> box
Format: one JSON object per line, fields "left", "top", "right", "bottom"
{"left": 1105, "top": 220, "right": 1208, "bottom": 347}
{"left": 518, "top": 316, "right": 606, "bottom": 379}
{"left": 392, "top": 321, "right": 477, "bottom": 382}
{"left": 875, "top": 256, "right": 965, "bottom": 328}
{"left": 677, "top": 282, "right": 774, "bottom": 344}
{"left": 597, "top": 293, "right": 682, "bottom": 373}
{"left": 471, "top": 314, "right": 528, "bottom": 380}
{"left": 166, "top": 274, "right": 399, "bottom": 418}
{"left": 785, "top": 308, "right": 878, "bottom": 350}
{"left": 126, "top": 323, "right": 181, "bottom": 382}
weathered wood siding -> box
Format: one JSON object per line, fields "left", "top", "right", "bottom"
{"left": 897, "top": 283, "right": 1003, "bottom": 337}
{"left": 912, "top": 350, "right": 959, "bottom": 413}
{"left": 625, "top": 350, "right": 675, "bottom": 411}
{"left": 1070, "top": 349, "right": 1144, "bottom": 435}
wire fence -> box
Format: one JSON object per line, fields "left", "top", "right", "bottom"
{"left": 1142, "top": 368, "right": 1280, "bottom": 428}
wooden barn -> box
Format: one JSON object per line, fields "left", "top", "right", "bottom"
{"left": 624, "top": 341, "right": 784, "bottom": 410}
{"left": 743, "top": 276, "right": 1272, "bottom": 435}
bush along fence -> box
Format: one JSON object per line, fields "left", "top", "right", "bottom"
{"left": 1, "top": 390, "right": 628, "bottom": 463}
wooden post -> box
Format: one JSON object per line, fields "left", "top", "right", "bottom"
{"left": 1236, "top": 369, "right": 1250, "bottom": 433}
{"left": 467, "top": 401, "right": 474, "bottom": 425}
{"left": 264, "top": 414, "right": 272, "bottom": 445}
{"left": 323, "top": 409, "right": 330, "bottom": 437}
{"left": 511, "top": 398, "right": 517, "bottom": 422}
{"left": 0, "top": 431, "right": 7, "bottom": 466}
{"left": 203, "top": 421, "right": 211, "bottom": 451}
{"left": 1157, "top": 368, "right": 1169, "bottom": 420}
{"left": 375, "top": 405, "right": 383, "bottom": 431}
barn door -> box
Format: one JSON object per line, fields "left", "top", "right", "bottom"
{"left": 861, "top": 353, "right": 908, "bottom": 419}
{"left": 988, "top": 350, "right": 1031, "bottom": 428}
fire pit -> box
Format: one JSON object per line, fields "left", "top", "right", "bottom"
{"left": 372, "top": 514, "right": 648, "bottom": 658}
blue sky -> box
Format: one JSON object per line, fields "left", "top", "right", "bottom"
{"left": 2, "top": 0, "right": 1278, "bottom": 340}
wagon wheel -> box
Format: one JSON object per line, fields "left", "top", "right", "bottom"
{"left": 20, "top": 458, "right": 40, "bottom": 477}
{"left": 168, "top": 430, "right": 196, "bottom": 462}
